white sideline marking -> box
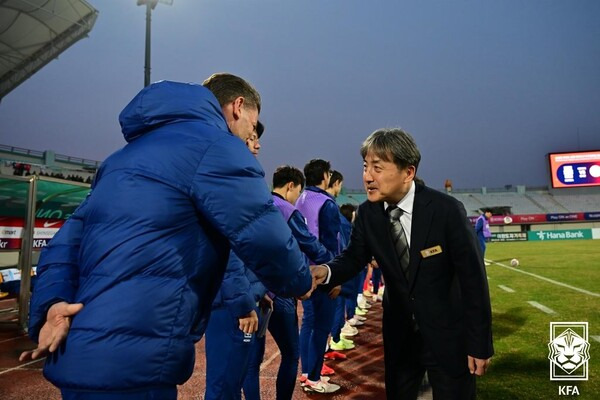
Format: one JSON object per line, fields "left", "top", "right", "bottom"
{"left": 527, "top": 301, "right": 555, "bottom": 314}
{"left": 591, "top": 335, "right": 600, "bottom": 343}
{"left": 490, "top": 260, "right": 600, "bottom": 298}
{"left": 498, "top": 285, "right": 515, "bottom": 293}
{"left": 0, "top": 358, "right": 43, "bottom": 376}
{"left": 260, "top": 350, "right": 281, "bottom": 371}
{"left": 0, "top": 334, "right": 25, "bottom": 344}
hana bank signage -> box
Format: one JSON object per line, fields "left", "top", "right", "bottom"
{"left": 528, "top": 229, "right": 592, "bottom": 241}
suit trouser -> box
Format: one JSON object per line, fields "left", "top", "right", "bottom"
{"left": 204, "top": 307, "right": 256, "bottom": 400}
{"left": 299, "top": 290, "right": 337, "bottom": 381}
{"left": 371, "top": 267, "right": 382, "bottom": 295}
{"left": 382, "top": 326, "right": 475, "bottom": 400}
{"left": 243, "top": 297, "right": 299, "bottom": 400}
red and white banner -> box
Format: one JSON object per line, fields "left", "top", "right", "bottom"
{"left": 0, "top": 217, "right": 65, "bottom": 250}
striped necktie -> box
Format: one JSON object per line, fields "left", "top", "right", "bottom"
{"left": 388, "top": 205, "right": 410, "bottom": 278}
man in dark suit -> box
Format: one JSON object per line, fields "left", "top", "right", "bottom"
{"left": 313, "top": 128, "right": 493, "bottom": 399}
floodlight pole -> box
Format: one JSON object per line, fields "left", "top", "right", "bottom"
{"left": 139, "top": 0, "right": 174, "bottom": 87}
{"left": 144, "top": 2, "right": 152, "bottom": 87}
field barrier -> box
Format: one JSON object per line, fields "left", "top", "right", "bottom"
{"left": 491, "top": 228, "right": 600, "bottom": 242}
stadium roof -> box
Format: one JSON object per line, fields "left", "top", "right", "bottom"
{"left": 0, "top": 0, "right": 98, "bottom": 99}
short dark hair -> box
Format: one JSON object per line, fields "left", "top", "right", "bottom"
{"left": 304, "top": 159, "right": 331, "bottom": 186}
{"left": 360, "top": 128, "right": 421, "bottom": 171}
{"left": 202, "top": 73, "right": 261, "bottom": 113}
{"left": 340, "top": 203, "right": 356, "bottom": 222}
{"left": 273, "top": 165, "right": 305, "bottom": 189}
{"left": 328, "top": 170, "right": 344, "bottom": 188}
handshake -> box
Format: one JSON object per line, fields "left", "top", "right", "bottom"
{"left": 298, "top": 265, "right": 329, "bottom": 300}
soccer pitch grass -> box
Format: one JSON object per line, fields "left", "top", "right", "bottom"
{"left": 479, "top": 240, "right": 599, "bottom": 399}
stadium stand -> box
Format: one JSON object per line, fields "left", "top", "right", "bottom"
{"left": 449, "top": 187, "right": 599, "bottom": 216}
{"left": 525, "top": 192, "right": 570, "bottom": 213}
{"left": 338, "top": 186, "right": 599, "bottom": 217}
{"left": 1, "top": 145, "right": 97, "bottom": 184}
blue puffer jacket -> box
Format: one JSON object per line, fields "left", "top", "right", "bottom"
{"left": 27, "top": 81, "right": 312, "bottom": 392}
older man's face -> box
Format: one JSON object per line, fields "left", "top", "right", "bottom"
{"left": 363, "top": 151, "right": 414, "bottom": 204}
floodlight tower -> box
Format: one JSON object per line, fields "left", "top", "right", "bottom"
{"left": 137, "top": 0, "right": 173, "bottom": 87}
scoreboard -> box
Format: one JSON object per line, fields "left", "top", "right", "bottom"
{"left": 548, "top": 150, "right": 600, "bottom": 188}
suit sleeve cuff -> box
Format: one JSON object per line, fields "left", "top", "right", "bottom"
{"left": 321, "top": 264, "right": 332, "bottom": 285}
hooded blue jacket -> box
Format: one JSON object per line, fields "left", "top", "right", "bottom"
{"left": 27, "top": 81, "right": 312, "bottom": 392}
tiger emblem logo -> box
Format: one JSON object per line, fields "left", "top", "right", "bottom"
{"left": 548, "top": 328, "right": 590, "bottom": 374}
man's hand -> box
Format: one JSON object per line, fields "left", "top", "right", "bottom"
{"left": 329, "top": 285, "right": 341, "bottom": 299}
{"left": 468, "top": 355, "right": 491, "bottom": 376}
{"left": 310, "top": 265, "right": 329, "bottom": 286}
{"left": 19, "top": 301, "right": 83, "bottom": 362}
{"left": 298, "top": 265, "right": 330, "bottom": 300}
{"left": 259, "top": 294, "right": 273, "bottom": 311}
{"left": 298, "top": 286, "right": 314, "bottom": 301}
{"left": 238, "top": 310, "right": 259, "bottom": 334}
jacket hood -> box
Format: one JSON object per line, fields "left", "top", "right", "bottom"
{"left": 119, "top": 81, "right": 229, "bottom": 142}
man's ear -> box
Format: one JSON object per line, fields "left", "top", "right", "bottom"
{"left": 232, "top": 96, "right": 245, "bottom": 119}
{"left": 405, "top": 165, "right": 416, "bottom": 182}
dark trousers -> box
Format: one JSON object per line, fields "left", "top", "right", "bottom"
{"left": 371, "top": 267, "right": 382, "bottom": 295}
{"left": 243, "top": 297, "right": 299, "bottom": 400}
{"left": 299, "top": 289, "right": 336, "bottom": 381}
{"left": 61, "top": 387, "right": 176, "bottom": 400}
{"left": 383, "top": 329, "right": 475, "bottom": 400}
{"left": 478, "top": 236, "right": 486, "bottom": 257}
{"left": 204, "top": 307, "right": 256, "bottom": 400}
{"left": 331, "top": 295, "right": 346, "bottom": 342}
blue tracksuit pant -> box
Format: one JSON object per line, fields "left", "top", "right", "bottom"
{"left": 299, "top": 289, "right": 337, "bottom": 381}
{"left": 331, "top": 296, "right": 346, "bottom": 342}
{"left": 61, "top": 388, "right": 176, "bottom": 400}
{"left": 243, "top": 297, "right": 299, "bottom": 400}
{"left": 478, "top": 235, "right": 487, "bottom": 257}
{"left": 205, "top": 306, "right": 256, "bottom": 400}
{"left": 346, "top": 271, "right": 364, "bottom": 320}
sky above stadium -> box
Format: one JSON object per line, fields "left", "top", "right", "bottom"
{"left": 1, "top": 1, "right": 599, "bottom": 190}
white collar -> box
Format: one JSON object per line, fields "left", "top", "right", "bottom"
{"left": 385, "top": 181, "right": 415, "bottom": 215}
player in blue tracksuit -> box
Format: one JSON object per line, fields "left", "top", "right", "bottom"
{"left": 204, "top": 128, "right": 269, "bottom": 400}
{"left": 325, "top": 171, "right": 355, "bottom": 350}
{"left": 330, "top": 201, "right": 361, "bottom": 350}
{"left": 205, "top": 252, "right": 268, "bottom": 400}
{"left": 296, "top": 160, "right": 343, "bottom": 394}
{"left": 242, "top": 165, "right": 333, "bottom": 400}
{"left": 21, "top": 76, "right": 313, "bottom": 400}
